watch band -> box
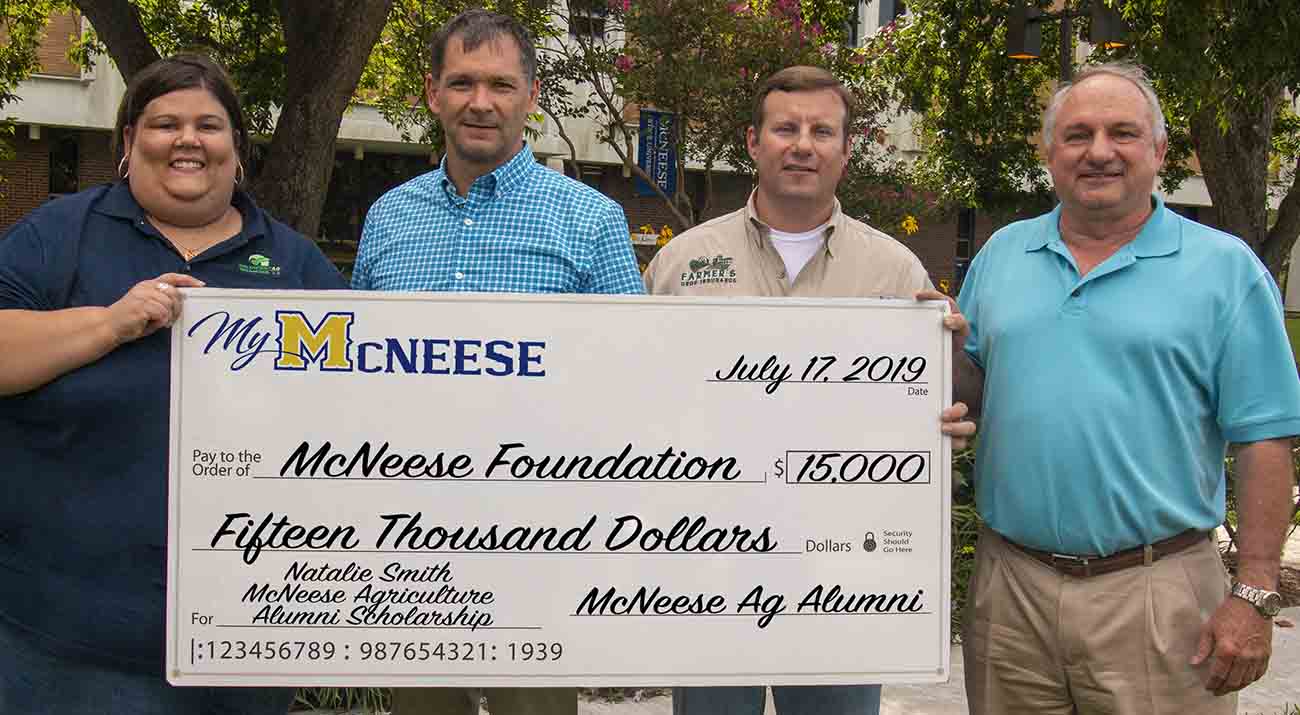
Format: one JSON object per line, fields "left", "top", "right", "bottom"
{"left": 1231, "top": 581, "right": 1284, "bottom": 618}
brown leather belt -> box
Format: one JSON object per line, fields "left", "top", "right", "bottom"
{"left": 1005, "top": 529, "right": 1211, "bottom": 578}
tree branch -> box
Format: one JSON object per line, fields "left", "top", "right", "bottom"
{"left": 1263, "top": 155, "right": 1300, "bottom": 278}
{"left": 541, "top": 105, "right": 581, "bottom": 177}
{"left": 71, "top": 0, "right": 160, "bottom": 81}
{"left": 248, "top": 0, "right": 392, "bottom": 235}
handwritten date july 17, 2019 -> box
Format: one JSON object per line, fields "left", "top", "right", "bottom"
{"left": 713, "top": 354, "right": 928, "bottom": 394}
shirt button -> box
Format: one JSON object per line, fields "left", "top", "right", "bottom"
{"left": 454, "top": 271, "right": 465, "bottom": 280}
{"left": 463, "top": 218, "right": 473, "bottom": 226}
{"left": 1071, "top": 288, "right": 1081, "bottom": 297}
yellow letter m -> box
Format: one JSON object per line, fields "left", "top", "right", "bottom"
{"left": 274, "top": 311, "right": 354, "bottom": 371}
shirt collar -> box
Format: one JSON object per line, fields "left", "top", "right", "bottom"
{"left": 1028, "top": 194, "right": 1180, "bottom": 258}
{"left": 94, "top": 180, "right": 268, "bottom": 241}
{"left": 744, "top": 190, "right": 843, "bottom": 253}
{"left": 437, "top": 142, "right": 537, "bottom": 202}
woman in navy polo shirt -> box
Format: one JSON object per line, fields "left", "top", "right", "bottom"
{"left": 0, "top": 54, "right": 344, "bottom": 714}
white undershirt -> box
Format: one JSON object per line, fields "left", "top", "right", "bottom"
{"left": 768, "top": 222, "right": 829, "bottom": 284}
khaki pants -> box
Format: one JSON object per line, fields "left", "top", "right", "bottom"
{"left": 962, "top": 526, "right": 1237, "bottom": 715}
{"left": 391, "top": 687, "right": 576, "bottom": 715}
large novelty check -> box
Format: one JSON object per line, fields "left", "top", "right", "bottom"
{"left": 166, "top": 291, "right": 952, "bottom": 687}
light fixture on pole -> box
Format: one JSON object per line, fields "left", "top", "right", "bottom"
{"left": 1005, "top": 1, "right": 1130, "bottom": 81}
{"left": 1005, "top": 3, "right": 1042, "bottom": 60}
{"left": 1088, "top": 2, "right": 1128, "bottom": 49}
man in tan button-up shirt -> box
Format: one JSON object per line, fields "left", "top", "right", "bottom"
{"left": 645, "top": 65, "right": 975, "bottom": 715}
{"left": 644, "top": 67, "right": 931, "bottom": 301}
{"left": 643, "top": 190, "right": 932, "bottom": 298}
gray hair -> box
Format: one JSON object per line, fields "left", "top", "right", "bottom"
{"left": 1042, "top": 62, "right": 1166, "bottom": 152}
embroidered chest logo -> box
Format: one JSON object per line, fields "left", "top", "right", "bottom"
{"left": 239, "top": 253, "right": 282, "bottom": 277}
{"left": 680, "top": 254, "right": 738, "bottom": 287}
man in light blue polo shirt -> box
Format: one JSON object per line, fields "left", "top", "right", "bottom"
{"left": 956, "top": 62, "right": 1300, "bottom": 714}
{"left": 351, "top": 10, "right": 641, "bottom": 715}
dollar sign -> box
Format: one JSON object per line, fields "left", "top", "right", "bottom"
{"left": 773, "top": 458, "right": 784, "bottom": 478}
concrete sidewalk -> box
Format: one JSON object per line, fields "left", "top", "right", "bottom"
{"left": 580, "top": 605, "right": 1300, "bottom": 714}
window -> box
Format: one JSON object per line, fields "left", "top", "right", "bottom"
{"left": 954, "top": 207, "right": 975, "bottom": 289}
{"left": 845, "top": 0, "right": 862, "bottom": 46}
{"left": 878, "top": 0, "right": 906, "bottom": 27}
{"left": 48, "top": 133, "right": 79, "bottom": 197}
{"left": 567, "top": 0, "right": 607, "bottom": 38}
{"left": 956, "top": 207, "right": 974, "bottom": 260}
{"left": 578, "top": 164, "right": 603, "bottom": 189}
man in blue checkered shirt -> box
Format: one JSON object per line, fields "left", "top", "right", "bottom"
{"left": 352, "top": 10, "right": 641, "bottom": 715}
{"left": 350, "top": 11, "right": 642, "bottom": 297}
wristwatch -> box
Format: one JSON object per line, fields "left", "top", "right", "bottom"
{"left": 1231, "top": 581, "right": 1285, "bottom": 618}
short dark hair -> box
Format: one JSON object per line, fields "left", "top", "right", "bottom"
{"left": 112, "top": 53, "right": 249, "bottom": 178}
{"left": 751, "top": 66, "right": 854, "bottom": 141}
{"left": 429, "top": 10, "right": 537, "bottom": 84}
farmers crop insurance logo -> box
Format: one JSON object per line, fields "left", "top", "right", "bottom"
{"left": 186, "top": 310, "right": 546, "bottom": 376}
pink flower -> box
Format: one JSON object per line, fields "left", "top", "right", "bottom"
{"left": 608, "top": 0, "right": 631, "bottom": 10}
{"left": 771, "top": 0, "right": 799, "bottom": 20}
{"left": 728, "top": 1, "right": 749, "bottom": 14}
{"left": 739, "top": 67, "right": 749, "bottom": 80}
{"left": 615, "top": 54, "right": 635, "bottom": 72}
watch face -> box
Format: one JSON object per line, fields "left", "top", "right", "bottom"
{"left": 1261, "top": 591, "right": 1285, "bottom": 617}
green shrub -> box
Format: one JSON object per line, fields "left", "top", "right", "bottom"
{"left": 950, "top": 444, "right": 981, "bottom": 639}
{"left": 293, "top": 686, "right": 389, "bottom": 713}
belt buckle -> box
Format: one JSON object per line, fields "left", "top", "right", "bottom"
{"left": 1049, "top": 552, "right": 1092, "bottom": 577}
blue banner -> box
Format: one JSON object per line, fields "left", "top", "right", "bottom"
{"left": 635, "top": 109, "right": 678, "bottom": 198}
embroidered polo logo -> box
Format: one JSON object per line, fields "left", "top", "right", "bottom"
{"left": 680, "top": 254, "right": 738, "bottom": 287}
{"left": 239, "top": 253, "right": 282, "bottom": 277}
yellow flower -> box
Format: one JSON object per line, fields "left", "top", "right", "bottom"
{"left": 639, "top": 224, "right": 654, "bottom": 235}
{"left": 657, "top": 225, "right": 675, "bottom": 247}
{"left": 901, "top": 215, "right": 919, "bottom": 236}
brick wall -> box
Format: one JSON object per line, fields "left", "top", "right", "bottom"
{"left": 0, "top": 132, "right": 51, "bottom": 228}
{"left": 0, "top": 128, "right": 113, "bottom": 230}
{"left": 79, "top": 130, "right": 116, "bottom": 188}
{"left": 596, "top": 168, "right": 752, "bottom": 233}
{"left": 582, "top": 166, "right": 753, "bottom": 267}
{"left": 900, "top": 218, "right": 959, "bottom": 288}
{"left": 36, "top": 11, "right": 81, "bottom": 78}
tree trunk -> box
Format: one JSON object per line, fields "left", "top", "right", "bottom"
{"left": 1189, "top": 88, "right": 1285, "bottom": 278}
{"left": 1263, "top": 157, "right": 1300, "bottom": 281}
{"left": 72, "top": 0, "right": 161, "bottom": 83}
{"left": 249, "top": 0, "right": 393, "bottom": 237}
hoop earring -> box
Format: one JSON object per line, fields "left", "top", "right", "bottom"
{"left": 118, "top": 155, "right": 130, "bottom": 179}
{"left": 235, "top": 160, "right": 245, "bottom": 185}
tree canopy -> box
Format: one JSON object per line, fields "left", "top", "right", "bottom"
{"left": 535, "top": 0, "right": 902, "bottom": 229}
{"left": 3, "top": 0, "right": 397, "bottom": 236}
{"left": 6, "top": 0, "right": 984, "bottom": 239}
{"left": 870, "top": 0, "right": 1300, "bottom": 279}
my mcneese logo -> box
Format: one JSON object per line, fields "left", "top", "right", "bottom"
{"left": 186, "top": 310, "right": 546, "bottom": 377}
